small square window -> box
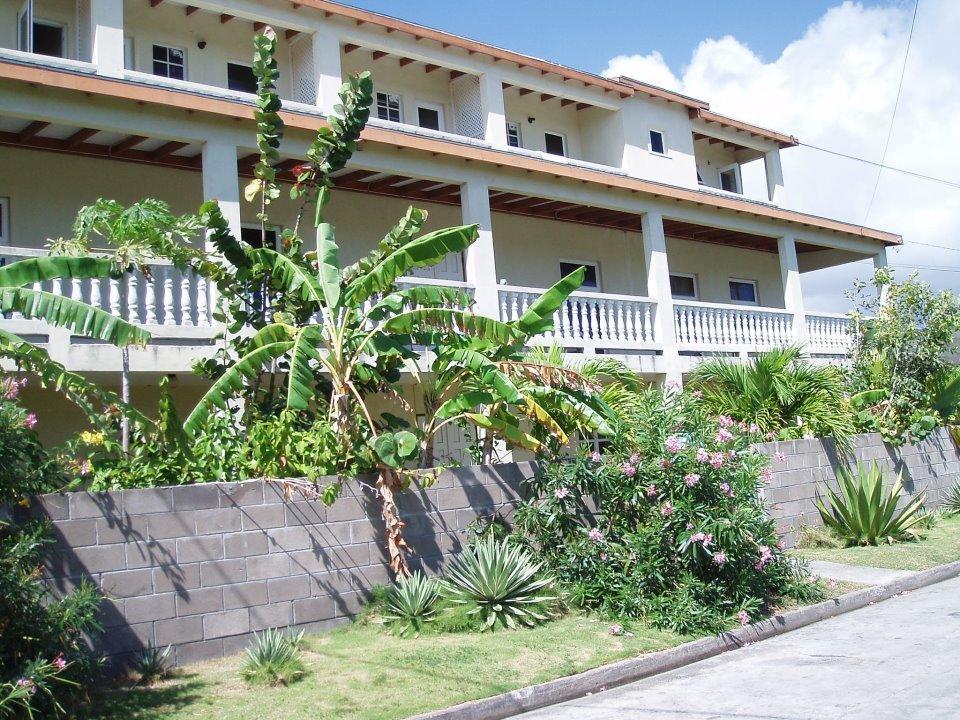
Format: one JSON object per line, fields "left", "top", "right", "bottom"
{"left": 152, "top": 44, "right": 185, "bottom": 80}
{"left": 560, "top": 261, "right": 598, "bottom": 289}
{"left": 376, "top": 92, "right": 402, "bottom": 123}
{"left": 227, "top": 62, "right": 257, "bottom": 93}
{"left": 241, "top": 226, "right": 279, "bottom": 250}
{"left": 417, "top": 105, "right": 442, "bottom": 131}
{"left": 670, "top": 273, "right": 698, "bottom": 299}
{"left": 544, "top": 132, "right": 566, "bottom": 157}
{"left": 719, "top": 166, "right": 741, "bottom": 194}
{"left": 729, "top": 279, "right": 758, "bottom": 305}
{"left": 506, "top": 121, "right": 522, "bottom": 148}
{"left": 32, "top": 21, "right": 64, "bottom": 58}
{"left": 649, "top": 130, "right": 666, "bottom": 155}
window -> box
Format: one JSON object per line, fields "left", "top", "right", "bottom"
{"left": 0, "top": 198, "right": 9, "bottom": 246}
{"left": 17, "top": 4, "right": 30, "bottom": 52}
{"left": 227, "top": 62, "right": 257, "bottom": 93}
{"left": 669, "top": 273, "right": 698, "bottom": 300}
{"left": 152, "top": 44, "right": 185, "bottom": 80}
{"left": 544, "top": 131, "right": 566, "bottom": 157}
{"left": 560, "top": 261, "right": 599, "bottom": 290}
{"left": 376, "top": 92, "right": 402, "bottom": 123}
{"left": 729, "top": 279, "right": 758, "bottom": 305}
{"left": 649, "top": 129, "right": 666, "bottom": 155}
{"left": 719, "top": 164, "right": 742, "bottom": 194}
{"left": 505, "top": 121, "right": 522, "bottom": 148}
{"left": 416, "top": 103, "right": 443, "bottom": 131}
{"left": 32, "top": 20, "right": 64, "bottom": 57}
{"left": 240, "top": 226, "right": 278, "bottom": 250}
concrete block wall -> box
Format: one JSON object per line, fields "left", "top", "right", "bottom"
{"left": 26, "top": 463, "right": 533, "bottom": 667}
{"left": 756, "top": 428, "right": 960, "bottom": 546}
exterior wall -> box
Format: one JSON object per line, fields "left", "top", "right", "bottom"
{"left": 757, "top": 428, "right": 960, "bottom": 547}
{"left": 20, "top": 463, "right": 534, "bottom": 667}
{"left": 0, "top": 0, "right": 78, "bottom": 57}
{"left": 503, "top": 92, "right": 584, "bottom": 160}
{"left": 666, "top": 236, "right": 785, "bottom": 307}
{"left": 621, "top": 97, "right": 699, "bottom": 188}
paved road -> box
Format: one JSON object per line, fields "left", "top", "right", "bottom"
{"left": 516, "top": 575, "right": 960, "bottom": 720}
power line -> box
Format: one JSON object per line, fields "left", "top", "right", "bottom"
{"left": 799, "top": 142, "right": 960, "bottom": 190}
{"left": 893, "top": 239, "right": 960, "bottom": 253}
{"left": 863, "top": 0, "right": 920, "bottom": 223}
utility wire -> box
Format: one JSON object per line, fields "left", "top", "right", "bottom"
{"left": 799, "top": 141, "right": 960, "bottom": 191}
{"left": 863, "top": 0, "right": 920, "bottom": 223}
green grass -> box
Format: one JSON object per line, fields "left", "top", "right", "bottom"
{"left": 92, "top": 615, "right": 687, "bottom": 720}
{"left": 794, "top": 514, "right": 960, "bottom": 572}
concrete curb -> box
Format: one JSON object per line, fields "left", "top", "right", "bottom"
{"left": 410, "top": 559, "right": 960, "bottom": 720}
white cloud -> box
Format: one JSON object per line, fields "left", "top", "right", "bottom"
{"left": 602, "top": 0, "right": 960, "bottom": 311}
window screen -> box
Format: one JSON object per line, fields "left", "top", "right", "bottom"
{"left": 729, "top": 280, "right": 758, "bottom": 304}
{"left": 670, "top": 274, "right": 697, "bottom": 299}
{"left": 417, "top": 106, "right": 441, "bottom": 130}
{"left": 544, "top": 132, "right": 566, "bottom": 157}
{"left": 227, "top": 63, "right": 257, "bottom": 93}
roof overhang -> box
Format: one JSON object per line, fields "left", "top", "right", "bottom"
{"left": 689, "top": 107, "right": 799, "bottom": 149}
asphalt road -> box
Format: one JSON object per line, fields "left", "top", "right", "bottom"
{"left": 515, "top": 575, "right": 960, "bottom": 720}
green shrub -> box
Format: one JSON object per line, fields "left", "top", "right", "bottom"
{"left": 239, "top": 629, "right": 306, "bottom": 687}
{"left": 514, "top": 385, "right": 819, "bottom": 634}
{"left": 943, "top": 481, "right": 960, "bottom": 515}
{"left": 132, "top": 645, "right": 172, "bottom": 686}
{"left": 382, "top": 571, "right": 441, "bottom": 637}
{"left": 795, "top": 524, "right": 844, "bottom": 549}
{"left": 815, "top": 462, "right": 926, "bottom": 546}
{"left": 0, "top": 378, "right": 65, "bottom": 500}
{"left": 442, "top": 536, "right": 557, "bottom": 631}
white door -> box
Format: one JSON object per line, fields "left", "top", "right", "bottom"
{"left": 410, "top": 251, "right": 464, "bottom": 282}
{"left": 432, "top": 421, "right": 476, "bottom": 466}
{"left": 17, "top": 0, "right": 32, "bottom": 52}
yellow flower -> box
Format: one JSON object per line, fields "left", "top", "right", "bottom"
{"left": 17, "top": 497, "right": 30, "bottom": 508}
{"left": 79, "top": 431, "right": 106, "bottom": 446}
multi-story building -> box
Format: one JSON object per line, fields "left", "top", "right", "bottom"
{"left": 1, "top": 0, "right": 899, "bottom": 447}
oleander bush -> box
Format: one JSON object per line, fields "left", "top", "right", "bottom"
{"left": 514, "top": 385, "right": 820, "bottom": 634}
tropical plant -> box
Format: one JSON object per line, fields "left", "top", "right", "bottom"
{"left": 442, "top": 536, "right": 557, "bottom": 630}
{"left": 943, "top": 481, "right": 960, "bottom": 515}
{"left": 239, "top": 629, "right": 306, "bottom": 687}
{"left": 382, "top": 571, "right": 441, "bottom": 637}
{"left": 690, "top": 347, "right": 853, "bottom": 448}
{"left": 0, "top": 377, "right": 66, "bottom": 499}
{"left": 132, "top": 645, "right": 172, "bottom": 685}
{"left": 815, "top": 462, "right": 927, "bottom": 546}
{"left": 847, "top": 268, "right": 960, "bottom": 445}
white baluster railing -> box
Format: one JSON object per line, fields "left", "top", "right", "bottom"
{"left": 497, "top": 285, "right": 657, "bottom": 350}
{"left": 673, "top": 300, "right": 797, "bottom": 352}
{"left": 805, "top": 312, "right": 853, "bottom": 355}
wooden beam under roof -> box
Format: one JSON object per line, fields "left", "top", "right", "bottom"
{"left": 184, "top": 5, "right": 198, "bottom": 15}
{"left": 149, "top": 0, "right": 163, "bottom": 6}
{"left": 63, "top": 128, "right": 98, "bottom": 149}
{"left": 219, "top": 13, "right": 233, "bottom": 23}
{"left": 150, "top": 141, "right": 189, "bottom": 161}
{"left": 398, "top": 57, "right": 414, "bottom": 67}
{"left": 344, "top": 43, "right": 359, "bottom": 53}
{"left": 285, "top": 29, "right": 300, "bottom": 40}
{"left": 449, "top": 70, "right": 464, "bottom": 80}
{"left": 16, "top": 121, "right": 49, "bottom": 142}
{"left": 110, "top": 135, "right": 146, "bottom": 153}
{"left": 539, "top": 93, "right": 554, "bottom": 103}
{"left": 333, "top": 169, "right": 378, "bottom": 183}
{"left": 365, "top": 174, "right": 405, "bottom": 191}
{"left": 517, "top": 88, "right": 533, "bottom": 96}
{"left": 422, "top": 184, "right": 462, "bottom": 201}
{"left": 424, "top": 64, "right": 439, "bottom": 73}
{"left": 372, "top": 50, "right": 388, "bottom": 60}
{"left": 560, "top": 98, "right": 575, "bottom": 107}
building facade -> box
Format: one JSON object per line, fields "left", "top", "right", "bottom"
{"left": 1, "top": 0, "right": 899, "bottom": 445}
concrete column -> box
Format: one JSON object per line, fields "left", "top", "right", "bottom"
{"left": 460, "top": 179, "right": 499, "bottom": 318}
{"left": 764, "top": 148, "right": 787, "bottom": 205}
{"left": 873, "top": 246, "right": 890, "bottom": 304}
{"left": 312, "top": 26, "right": 343, "bottom": 115}
{"left": 90, "top": 0, "right": 125, "bottom": 77}
{"left": 641, "top": 210, "right": 681, "bottom": 384}
{"left": 479, "top": 71, "right": 508, "bottom": 148}
{"left": 778, "top": 235, "right": 808, "bottom": 347}
{"left": 202, "top": 141, "right": 241, "bottom": 319}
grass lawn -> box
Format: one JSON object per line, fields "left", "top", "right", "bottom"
{"left": 92, "top": 615, "right": 688, "bottom": 720}
{"left": 794, "top": 514, "right": 960, "bottom": 572}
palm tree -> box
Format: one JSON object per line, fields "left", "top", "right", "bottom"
{"left": 689, "top": 347, "right": 853, "bottom": 447}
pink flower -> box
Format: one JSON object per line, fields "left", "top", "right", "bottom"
{"left": 760, "top": 467, "right": 774, "bottom": 484}
{"left": 1, "top": 377, "right": 21, "bottom": 400}
{"left": 774, "top": 451, "right": 786, "bottom": 463}
{"left": 737, "top": 610, "right": 751, "bottom": 626}
{"left": 692, "top": 389, "right": 703, "bottom": 399}
{"left": 755, "top": 545, "right": 774, "bottom": 571}
{"left": 609, "top": 623, "right": 624, "bottom": 636}
{"left": 15, "top": 678, "right": 35, "bottom": 695}
{"left": 658, "top": 458, "right": 672, "bottom": 469}
{"left": 718, "top": 415, "right": 735, "bottom": 428}
{"left": 828, "top": 579, "right": 838, "bottom": 589}
{"left": 600, "top": 552, "right": 608, "bottom": 561}
{"left": 629, "top": 453, "right": 640, "bottom": 464}
{"left": 777, "top": 539, "right": 786, "bottom": 551}
{"left": 749, "top": 423, "right": 761, "bottom": 434}
{"left": 554, "top": 487, "right": 570, "bottom": 500}
{"left": 765, "top": 431, "right": 777, "bottom": 441}
{"left": 709, "top": 452, "right": 725, "bottom": 469}
{"left": 696, "top": 448, "right": 709, "bottom": 463}
{"left": 52, "top": 654, "right": 67, "bottom": 670}
{"left": 727, "top": 449, "right": 737, "bottom": 460}
{"left": 666, "top": 379, "right": 682, "bottom": 390}
{"left": 665, "top": 435, "right": 684, "bottom": 454}
{"left": 590, "top": 451, "right": 601, "bottom": 463}
{"left": 621, "top": 463, "right": 636, "bottom": 477}
{"left": 23, "top": 413, "right": 37, "bottom": 430}
{"left": 660, "top": 501, "right": 674, "bottom": 517}
{"left": 588, "top": 528, "right": 603, "bottom": 542}
{"left": 715, "top": 428, "right": 734, "bottom": 444}
{"left": 646, "top": 484, "right": 658, "bottom": 498}
{"left": 714, "top": 551, "right": 727, "bottom": 566}
{"left": 719, "top": 482, "right": 734, "bottom": 497}
{"left": 691, "top": 531, "right": 706, "bottom": 543}
{"left": 684, "top": 473, "right": 700, "bottom": 488}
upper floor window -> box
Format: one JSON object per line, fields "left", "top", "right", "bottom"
{"left": 227, "top": 62, "right": 257, "bottom": 93}
{"left": 376, "top": 92, "right": 402, "bottom": 123}
{"left": 0, "top": 197, "right": 9, "bottom": 246}
{"left": 649, "top": 130, "right": 666, "bottom": 155}
{"left": 416, "top": 103, "right": 443, "bottom": 131}
{"left": 560, "top": 261, "right": 599, "bottom": 290}
{"left": 719, "top": 164, "right": 742, "bottom": 194}
{"left": 18, "top": 12, "right": 65, "bottom": 58}
{"left": 153, "top": 44, "right": 185, "bottom": 80}
{"left": 506, "top": 121, "right": 522, "bottom": 148}
{"left": 670, "top": 273, "right": 698, "bottom": 300}
{"left": 544, "top": 131, "right": 566, "bottom": 157}
{"left": 729, "top": 278, "right": 758, "bottom": 305}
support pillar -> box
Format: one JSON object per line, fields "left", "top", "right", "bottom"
{"left": 778, "top": 235, "right": 808, "bottom": 347}
{"left": 764, "top": 148, "right": 787, "bottom": 205}
{"left": 641, "top": 210, "right": 681, "bottom": 385}
{"left": 201, "top": 141, "right": 241, "bottom": 320}
{"left": 90, "top": 0, "right": 125, "bottom": 77}
{"left": 873, "top": 246, "right": 890, "bottom": 304}
{"left": 479, "top": 71, "right": 507, "bottom": 148}
{"left": 312, "top": 25, "right": 343, "bottom": 115}
{"left": 460, "top": 179, "right": 499, "bottom": 319}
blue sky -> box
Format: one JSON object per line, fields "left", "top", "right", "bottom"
{"left": 344, "top": 1, "right": 899, "bottom": 78}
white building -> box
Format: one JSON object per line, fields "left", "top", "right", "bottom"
{"left": 0, "top": 0, "right": 899, "bottom": 445}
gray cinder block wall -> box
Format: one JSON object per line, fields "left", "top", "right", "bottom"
{"left": 25, "top": 463, "right": 533, "bottom": 668}
{"left": 757, "top": 427, "right": 960, "bottom": 546}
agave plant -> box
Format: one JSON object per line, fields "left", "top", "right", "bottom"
{"left": 943, "top": 480, "right": 960, "bottom": 515}
{"left": 815, "top": 462, "right": 926, "bottom": 546}
{"left": 442, "top": 536, "right": 557, "bottom": 630}
{"left": 382, "top": 571, "right": 441, "bottom": 637}
{"left": 239, "top": 629, "right": 306, "bottom": 687}
{"left": 133, "top": 644, "right": 172, "bottom": 685}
